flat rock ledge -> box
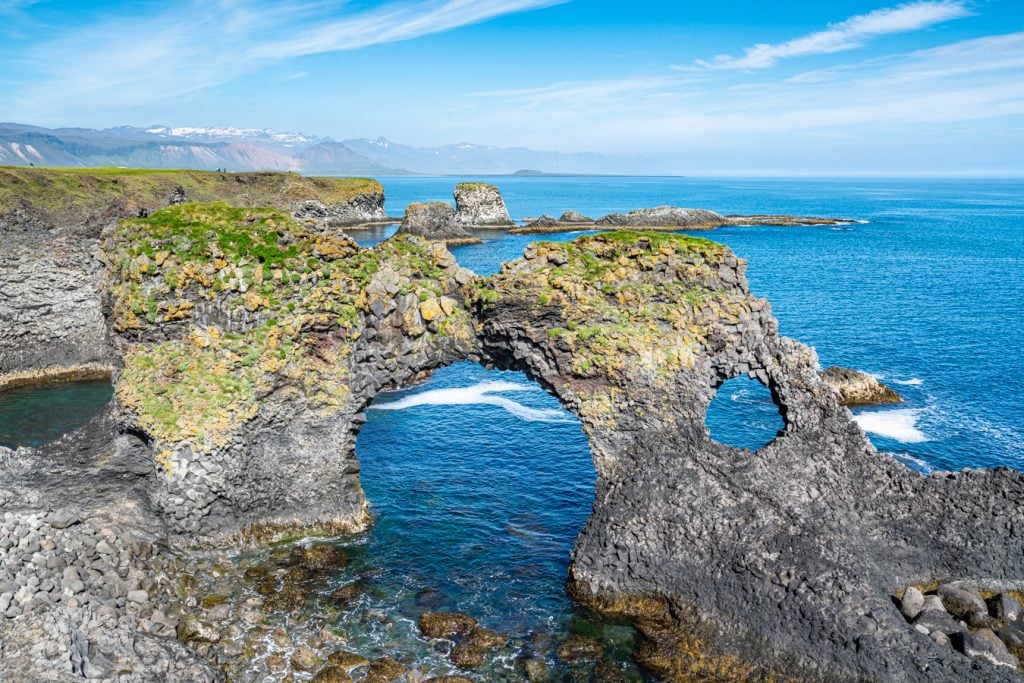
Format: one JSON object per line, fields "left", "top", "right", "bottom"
{"left": 510, "top": 205, "right": 854, "bottom": 234}
{"left": 819, "top": 365, "right": 902, "bottom": 405}
{"left": 0, "top": 204, "right": 1021, "bottom": 682}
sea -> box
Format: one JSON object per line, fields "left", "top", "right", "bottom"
{"left": 2, "top": 176, "right": 1022, "bottom": 679}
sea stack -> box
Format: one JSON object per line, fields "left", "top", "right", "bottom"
{"left": 453, "top": 182, "right": 514, "bottom": 228}
{"left": 398, "top": 202, "right": 480, "bottom": 245}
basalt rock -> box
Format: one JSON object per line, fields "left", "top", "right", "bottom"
{"left": 398, "top": 202, "right": 478, "bottom": 244}
{"left": 452, "top": 182, "right": 513, "bottom": 228}
{"left": 596, "top": 206, "right": 727, "bottom": 229}
{"left": 2, "top": 203, "right": 1024, "bottom": 683}
{"left": 0, "top": 169, "right": 385, "bottom": 381}
{"left": 819, "top": 365, "right": 902, "bottom": 405}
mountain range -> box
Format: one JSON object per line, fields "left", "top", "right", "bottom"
{"left": 0, "top": 123, "right": 664, "bottom": 176}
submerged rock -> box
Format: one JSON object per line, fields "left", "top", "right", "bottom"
{"left": 556, "top": 634, "right": 604, "bottom": 662}
{"left": 418, "top": 611, "right": 478, "bottom": 639}
{"left": 818, "top": 366, "right": 902, "bottom": 405}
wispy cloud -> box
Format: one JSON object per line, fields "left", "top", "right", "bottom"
{"left": 464, "top": 33, "right": 1024, "bottom": 150}
{"left": 3, "top": 0, "right": 565, "bottom": 116}
{"left": 684, "top": 1, "right": 971, "bottom": 70}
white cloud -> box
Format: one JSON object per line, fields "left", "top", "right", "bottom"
{"left": 686, "top": 1, "right": 972, "bottom": 70}
{"left": 461, "top": 33, "right": 1024, "bottom": 151}
{"left": 4, "top": 0, "right": 565, "bottom": 116}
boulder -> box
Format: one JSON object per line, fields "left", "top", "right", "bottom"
{"left": 819, "top": 366, "right": 902, "bottom": 405}
{"left": 951, "top": 629, "right": 1019, "bottom": 669}
{"left": 938, "top": 583, "right": 988, "bottom": 620}
{"left": 365, "top": 657, "right": 406, "bottom": 683}
{"left": 453, "top": 182, "right": 513, "bottom": 227}
{"left": 990, "top": 593, "right": 1023, "bottom": 623}
{"left": 327, "top": 650, "right": 370, "bottom": 670}
{"left": 901, "top": 586, "right": 925, "bottom": 620}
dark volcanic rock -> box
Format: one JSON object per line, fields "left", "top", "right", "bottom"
{"left": 819, "top": 366, "right": 902, "bottom": 405}
{"left": 3, "top": 201, "right": 1024, "bottom": 683}
{"left": 595, "top": 206, "right": 726, "bottom": 229}
{"left": 951, "top": 629, "right": 1019, "bottom": 669}
{"left": 398, "top": 202, "right": 478, "bottom": 244}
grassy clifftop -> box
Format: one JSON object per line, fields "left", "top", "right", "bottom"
{"left": 0, "top": 167, "right": 382, "bottom": 234}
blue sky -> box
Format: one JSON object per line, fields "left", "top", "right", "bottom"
{"left": 0, "top": 0, "right": 1022, "bottom": 174}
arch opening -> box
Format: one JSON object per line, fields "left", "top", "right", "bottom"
{"left": 339, "top": 359, "right": 642, "bottom": 678}
{"left": 705, "top": 375, "right": 786, "bottom": 451}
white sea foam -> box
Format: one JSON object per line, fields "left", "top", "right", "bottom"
{"left": 853, "top": 408, "right": 929, "bottom": 444}
{"left": 891, "top": 377, "right": 924, "bottom": 386}
{"left": 890, "top": 451, "right": 935, "bottom": 475}
{"left": 371, "top": 381, "right": 572, "bottom": 423}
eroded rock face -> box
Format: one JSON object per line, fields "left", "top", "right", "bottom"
{"left": 2, "top": 205, "right": 1023, "bottom": 682}
{"left": 0, "top": 169, "right": 386, "bottom": 381}
{"left": 452, "top": 182, "right": 513, "bottom": 227}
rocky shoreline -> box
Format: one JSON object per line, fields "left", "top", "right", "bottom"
{"left": 1, "top": 176, "right": 1022, "bottom": 682}
{"left": 512, "top": 206, "right": 854, "bottom": 234}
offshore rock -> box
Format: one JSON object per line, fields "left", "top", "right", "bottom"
{"left": 452, "top": 182, "right": 513, "bottom": 228}
{"left": 398, "top": 202, "right": 478, "bottom": 244}
{"left": 819, "top": 365, "right": 902, "bottom": 405}
{"left": 596, "top": 206, "right": 727, "bottom": 229}
{"left": 560, "top": 210, "right": 592, "bottom": 223}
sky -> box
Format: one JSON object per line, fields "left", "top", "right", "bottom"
{"left": 0, "top": 0, "right": 1022, "bottom": 175}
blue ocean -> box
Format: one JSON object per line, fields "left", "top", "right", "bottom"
{"left": 2, "top": 177, "right": 1022, "bottom": 678}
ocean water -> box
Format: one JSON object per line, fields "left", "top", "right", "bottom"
{"left": 2, "top": 177, "right": 1022, "bottom": 678}
{"left": 0, "top": 380, "right": 112, "bottom": 449}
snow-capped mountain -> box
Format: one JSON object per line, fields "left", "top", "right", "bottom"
{"left": 0, "top": 123, "right": 664, "bottom": 175}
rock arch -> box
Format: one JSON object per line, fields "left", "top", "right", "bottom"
{"left": 84, "top": 209, "right": 1024, "bottom": 681}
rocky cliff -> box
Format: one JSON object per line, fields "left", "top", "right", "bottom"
{"left": 0, "top": 169, "right": 387, "bottom": 382}
{"left": 1, "top": 203, "right": 1022, "bottom": 681}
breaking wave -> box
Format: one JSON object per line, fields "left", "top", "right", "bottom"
{"left": 853, "top": 408, "right": 930, "bottom": 444}
{"left": 371, "top": 380, "right": 573, "bottom": 423}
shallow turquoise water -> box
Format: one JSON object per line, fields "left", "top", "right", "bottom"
{"left": 0, "top": 380, "right": 112, "bottom": 449}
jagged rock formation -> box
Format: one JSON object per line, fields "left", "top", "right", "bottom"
{"left": 1, "top": 203, "right": 1022, "bottom": 682}
{"left": 820, "top": 365, "right": 902, "bottom": 405}
{"left": 0, "top": 169, "right": 387, "bottom": 382}
{"left": 398, "top": 202, "right": 480, "bottom": 245}
{"left": 452, "top": 182, "right": 514, "bottom": 228}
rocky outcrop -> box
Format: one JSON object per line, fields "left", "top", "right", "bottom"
{"left": 397, "top": 202, "right": 480, "bottom": 245}
{"left": 2, "top": 204, "right": 1022, "bottom": 682}
{"left": 452, "top": 182, "right": 513, "bottom": 227}
{"left": 560, "top": 210, "right": 592, "bottom": 223}
{"left": 820, "top": 366, "right": 902, "bottom": 405}
{"left": 596, "top": 206, "right": 727, "bottom": 229}
{"left": 0, "top": 169, "right": 387, "bottom": 382}
{"left": 511, "top": 206, "right": 852, "bottom": 234}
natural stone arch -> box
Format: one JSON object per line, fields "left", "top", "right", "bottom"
{"left": 89, "top": 206, "right": 1024, "bottom": 682}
